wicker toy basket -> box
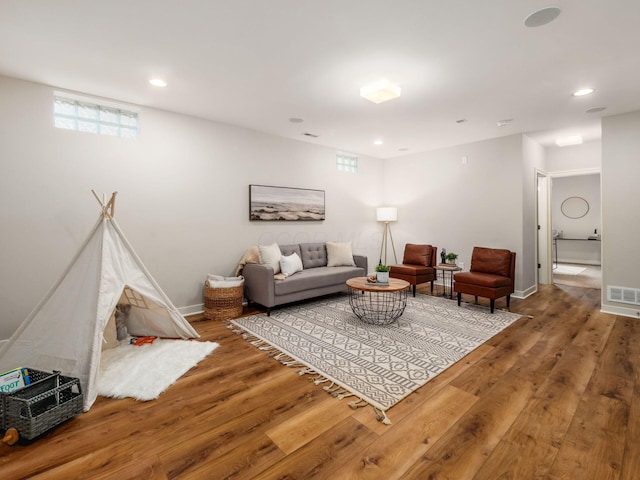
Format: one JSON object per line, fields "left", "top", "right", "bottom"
{"left": 203, "top": 279, "right": 244, "bottom": 321}
{"left": 1, "top": 368, "right": 83, "bottom": 443}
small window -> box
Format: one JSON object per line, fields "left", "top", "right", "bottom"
{"left": 53, "top": 92, "right": 139, "bottom": 139}
{"left": 336, "top": 152, "right": 358, "bottom": 173}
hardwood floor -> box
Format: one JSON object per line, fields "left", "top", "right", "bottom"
{"left": 2, "top": 283, "right": 637, "bottom": 479}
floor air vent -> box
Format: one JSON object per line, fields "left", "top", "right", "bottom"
{"left": 607, "top": 286, "right": 640, "bottom": 306}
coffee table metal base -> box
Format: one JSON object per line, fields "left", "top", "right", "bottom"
{"left": 347, "top": 287, "right": 408, "bottom": 325}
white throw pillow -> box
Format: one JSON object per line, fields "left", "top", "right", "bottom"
{"left": 258, "top": 243, "right": 282, "bottom": 274}
{"left": 280, "top": 252, "right": 304, "bottom": 277}
{"left": 326, "top": 241, "right": 356, "bottom": 267}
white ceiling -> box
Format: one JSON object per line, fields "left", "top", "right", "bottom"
{"left": 1, "top": 1, "right": 639, "bottom": 159}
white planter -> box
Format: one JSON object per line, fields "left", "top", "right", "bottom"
{"left": 376, "top": 271, "right": 389, "bottom": 283}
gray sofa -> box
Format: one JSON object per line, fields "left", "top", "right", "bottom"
{"left": 243, "top": 242, "right": 367, "bottom": 314}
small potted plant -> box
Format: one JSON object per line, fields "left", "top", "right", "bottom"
{"left": 445, "top": 252, "right": 458, "bottom": 265}
{"left": 375, "top": 263, "right": 391, "bottom": 283}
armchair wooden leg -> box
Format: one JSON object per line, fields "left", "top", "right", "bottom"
{"left": 490, "top": 299, "right": 495, "bottom": 313}
{"left": 474, "top": 295, "right": 478, "bottom": 304}
{"left": 430, "top": 281, "right": 434, "bottom": 294}
{"left": 506, "top": 294, "right": 511, "bottom": 308}
{"left": 457, "top": 292, "right": 461, "bottom": 306}
{"left": 412, "top": 285, "right": 416, "bottom": 297}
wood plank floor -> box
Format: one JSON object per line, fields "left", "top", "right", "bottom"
{"left": 2, "top": 283, "right": 636, "bottom": 479}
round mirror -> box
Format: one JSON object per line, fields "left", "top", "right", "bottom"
{"left": 561, "top": 196, "right": 589, "bottom": 219}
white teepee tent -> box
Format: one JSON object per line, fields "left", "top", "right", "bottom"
{"left": 0, "top": 192, "right": 199, "bottom": 410}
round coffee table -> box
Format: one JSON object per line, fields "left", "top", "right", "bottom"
{"left": 346, "top": 277, "right": 410, "bottom": 325}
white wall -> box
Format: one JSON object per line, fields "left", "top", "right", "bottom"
{"left": 522, "top": 135, "right": 546, "bottom": 294}
{"left": 0, "top": 75, "right": 384, "bottom": 339}
{"left": 382, "top": 134, "right": 533, "bottom": 296}
{"left": 547, "top": 140, "right": 601, "bottom": 173}
{"left": 601, "top": 110, "right": 640, "bottom": 317}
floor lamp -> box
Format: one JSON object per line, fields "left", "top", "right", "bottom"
{"left": 377, "top": 207, "right": 398, "bottom": 265}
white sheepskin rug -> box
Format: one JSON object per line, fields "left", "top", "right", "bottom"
{"left": 98, "top": 338, "right": 219, "bottom": 401}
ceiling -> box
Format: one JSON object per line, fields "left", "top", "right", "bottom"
{"left": 1, "top": 1, "right": 639, "bottom": 159}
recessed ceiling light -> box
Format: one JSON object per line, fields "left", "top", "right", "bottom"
{"left": 149, "top": 78, "right": 167, "bottom": 87}
{"left": 374, "top": 139, "right": 383, "bottom": 146}
{"left": 497, "top": 119, "right": 513, "bottom": 127}
{"left": 573, "top": 88, "right": 594, "bottom": 97}
{"left": 289, "top": 117, "right": 304, "bottom": 123}
{"left": 456, "top": 119, "right": 467, "bottom": 124}
{"left": 586, "top": 107, "right": 606, "bottom": 114}
{"left": 556, "top": 135, "right": 583, "bottom": 147}
{"left": 524, "top": 7, "right": 561, "bottom": 27}
{"left": 360, "top": 79, "right": 401, "bottom": 104}
{"left": 398, "top": 148, "right": 409, "bottom": 151}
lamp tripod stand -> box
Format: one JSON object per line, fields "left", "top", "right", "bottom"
{"left": 379, "top": 221, "right": 398, "bottom": 265}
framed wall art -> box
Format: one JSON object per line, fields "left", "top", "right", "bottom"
{"left": 249, "top": 184, "right": 325, "bottom": 221}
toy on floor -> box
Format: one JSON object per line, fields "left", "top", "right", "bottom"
{"left": 130, "top": 336, "right": 157, "bottom": 346}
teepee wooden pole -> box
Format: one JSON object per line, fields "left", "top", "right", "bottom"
{"left": 107, "top": 192, "right": 117, "bottom": 217}
{"left": 91, "top": 189, "right": 103, "bottom": 206}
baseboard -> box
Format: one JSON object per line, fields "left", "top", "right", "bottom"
{"left": 601, "top": 303, "right": 640, "bottom": 319}
{"left": 178, "top": 304, "right": 204, "bottom": 316}
{"left": 513, "top": 284, "right": 537, "bottom": 300}
{"left": 178, "top": 301, "right": 249, "bottom": 318}
{"left": 0, "top": 339, "right": 8, "bottom": 347}
{"left": 556, "top": 258, "right": 601, "bottom": 266}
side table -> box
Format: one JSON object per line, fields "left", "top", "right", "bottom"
{"left": 434, "top": 264, "right": 462, "bottom": 299}
{"left": 346, "top": 277, "right": 410, "bottom": 325}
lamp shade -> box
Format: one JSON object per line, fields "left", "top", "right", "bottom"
{"left": 376, "top": 207, "right": 397, "bottom": 222}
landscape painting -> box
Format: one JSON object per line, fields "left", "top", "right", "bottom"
{"left": 249, "top": 185, "right": 325, "bottom": 221}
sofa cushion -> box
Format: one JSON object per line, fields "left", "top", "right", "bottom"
{"left": 274, "top": 266, "right": 362, "bottom": 296}
{"left": 470, "top": 247, "right": 512, "bottom": 277}
{"left": 279, "top": 244, "right": 302, "bottom": 259}
{"left": 258, "top": 242, "right": 282, "bottom": 274}
{"left": 280, "top": 252, "right": 303, "bottom": 277}
{"left": 391, "top": 264, "right": 433, "bottom": 275}
{"left": 326, "top": 241, "right": 356, "bottom": 267}
{"left": 402, "top": 244, "right": 433, "bottom": 266}
{"left": 299, "top": 242, "right": 328, "bottom": 269}
{"left": 454, "top": 271, "right": 512, "bottom": 288}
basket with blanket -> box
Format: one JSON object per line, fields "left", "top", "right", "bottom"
{"left": 203, "top": 274, "right": 244, "bottom": 321}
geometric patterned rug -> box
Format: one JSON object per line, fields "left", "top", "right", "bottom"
{"left": 231, "top": 294, "right": 522, "bottom": 423}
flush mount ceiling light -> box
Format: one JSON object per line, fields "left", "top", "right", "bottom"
{"left": 524, "top": 7, "right": 561, "bottom": 27}
{"left": 497, "top": 118, "right": 513, "bottom": 127}
{"left": 556, "top": 135, "right": 583, "bottom": 147}
{"left": 374, "top": 139, "right": 383, "bottom": 146}
{"left": 573, "top": 88, "right": 594, "bottom": 97}
{"left": 149, "top": 78, "right": 167, "bottom": 87}
{"left": 360, "top": 79, "right": 401, "bottom": 104}
{"left": 288, "top": 117, "right": 304, "bottom": 123}
{"left": 586, "top": 107, "right": 606, "bottom": 114}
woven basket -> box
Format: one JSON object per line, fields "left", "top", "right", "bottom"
{"left": 203, "top": 282, "right": 244, "bottom": 321}
{"left": 1, "top": 368, "right": 83, "bottom": 441}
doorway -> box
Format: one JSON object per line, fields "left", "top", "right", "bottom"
{"left": 550, "top": 172, "right": 602, "bottom": 289}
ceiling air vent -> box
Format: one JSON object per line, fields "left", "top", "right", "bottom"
{"left": 607, "top": 286, "right": 640, "bottom": 306}
{"left": 302, "top": 132, "right": 319, "bottom": 138}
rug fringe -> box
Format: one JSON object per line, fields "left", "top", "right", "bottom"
{"left": 373, "top": 407, "right": 392, "bottom": 425}
{"left": 348, "top": 399, "right": 368, "bottom": 409}
{"left": 230, "top": 320, "right": 395, "bottom": 425}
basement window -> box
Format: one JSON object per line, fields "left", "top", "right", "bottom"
{"left": 53, "top": 92, "right": 139, "bottom": 139}
{"left": 336, "top": 152, "right": 358, "bottom": 173}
